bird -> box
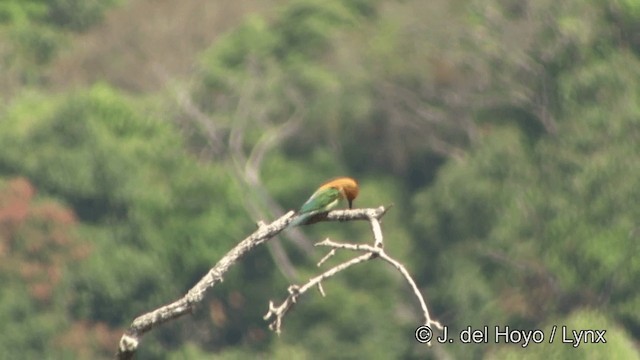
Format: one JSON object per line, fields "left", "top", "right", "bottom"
{"left": 289, "top": 177, "right": 359, "bottom": 227}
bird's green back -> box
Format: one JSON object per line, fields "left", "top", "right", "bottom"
{"left": 299, "top": 187, "right": 341, "bottom": 214}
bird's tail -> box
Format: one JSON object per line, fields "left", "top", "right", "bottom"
{"left": 288, "top": 212, "right": 315, "bottom": 228}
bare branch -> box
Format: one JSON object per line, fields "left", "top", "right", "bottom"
{"left": 298, "top": 205, "right": 389, "bottom": 225}
{"left": 317, "top": 247, "right": 336, "bottom": 267}
{"left": 316, "top": 239, "right": 444, "bottom": 340}
{"left": 263, "top": 252, "right": 374, "bottom": 334}
{"left": 116, "top": 211, "right": 294, "bottom": 359}
{"left": 115, "top": 206, "right": 393, "bottom": 359}
{"left": 264, "top": 206, "right": 443, "bottom": 346}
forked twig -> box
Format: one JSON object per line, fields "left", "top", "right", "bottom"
{"left": 263, "top": 207, "right": 443, "bottom": 345}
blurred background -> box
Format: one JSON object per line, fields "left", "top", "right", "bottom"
{"left": 1, "top": 0, "right": 639, "bottom": 358}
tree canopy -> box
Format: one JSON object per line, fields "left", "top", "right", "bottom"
{"left": 0, "top": 0, "right": 638, "bottom": 358}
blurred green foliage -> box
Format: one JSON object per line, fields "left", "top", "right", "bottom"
{"left": 0, "top": 0, "right": 118, "bottom": 88}
{"left": 0, "top": 0, "right": 639, "bottom": 359}
{"left": 487, "top": 310, "right": 639, "bottom": 360}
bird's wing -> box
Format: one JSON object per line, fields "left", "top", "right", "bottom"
{"left": 299, "top": 187, "right": 342, "bottom": 214}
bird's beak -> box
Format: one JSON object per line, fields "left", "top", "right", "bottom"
{"left": 348, "top": 199, "right": 353, "bottom": 209}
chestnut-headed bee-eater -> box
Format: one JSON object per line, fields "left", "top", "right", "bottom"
{"left": 289, "top": 177, "right": 359, "bottom": 227}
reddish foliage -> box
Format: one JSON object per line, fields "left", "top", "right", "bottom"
{"left": 0, "top": 177, "right": 91, "bottom": 304}
{"left": 29, "top": 282, "right": 54, "bottom": 303}
{"left": 209, "top": 299, "right": 227, "bottom": 326}
{"left": 31, "top": 202, "right": 77, "bottom": 226}
{"left": 0, "top": 178, "right": 109, "bottom": 356}
{"left": 0, "top": 177, "right": 34, "bottom": 238}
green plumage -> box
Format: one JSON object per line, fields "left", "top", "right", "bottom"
{"left": 290, "top": 187, "right": 342, "bottom": 226}
{"left": 299, "top": 187, "right": 341, "bottom": 213}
